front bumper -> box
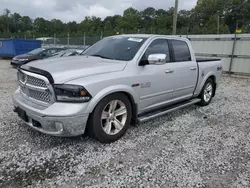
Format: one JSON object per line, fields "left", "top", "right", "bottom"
{"left": 12, "top": 89, "right": 89, "bottom": 137}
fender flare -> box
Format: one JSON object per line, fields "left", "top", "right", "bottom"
{"left": 85, "top": 85, "right": 139, "bottom": 113}
{"left": 195, "top": 71, "right": 216, "bottom": 96}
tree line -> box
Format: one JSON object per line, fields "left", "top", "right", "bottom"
{"left": 0, "top": 0, "right": 249, "bottom": 38}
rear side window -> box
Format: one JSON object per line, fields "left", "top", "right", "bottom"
{"left": 171, "top": 40, "right": 191, "bottom": 62}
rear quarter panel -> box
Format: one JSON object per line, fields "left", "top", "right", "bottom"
{"left": 194, "top": 60, "right": 222, "bottom": 96}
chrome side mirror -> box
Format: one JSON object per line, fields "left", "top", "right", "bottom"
{"left": 148, "top": 54, "right": 167, "bottom": 65}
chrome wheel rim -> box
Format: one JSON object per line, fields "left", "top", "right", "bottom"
{"left": 101, "top": 100, "right": 127, "bottom": 135}
{"left": 204, "top": 83, "right": 213, "bottom": 102}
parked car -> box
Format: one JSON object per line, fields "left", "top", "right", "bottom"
{"left": 10, "top": 47, "right": 65, "bottom": 67}
{"left": 12, "top": 34, "right": 222, "bottom": 143}
{"left": 47, "top": 49, "right": 83, "bottom": 58}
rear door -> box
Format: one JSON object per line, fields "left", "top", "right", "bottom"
{"left": 170, "top": 39, "right": 198, "bottom": 100}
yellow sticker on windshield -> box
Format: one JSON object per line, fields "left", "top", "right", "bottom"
{"left": 128, "top": 38, "right": 143, "bottom": 42}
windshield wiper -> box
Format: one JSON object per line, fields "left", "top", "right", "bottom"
{"left": 90, "top": 54, "right": 114, "bottom": 60}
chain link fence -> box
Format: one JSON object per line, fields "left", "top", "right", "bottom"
{"left": 41, "top": 36, "right": 102, "bottom": 49}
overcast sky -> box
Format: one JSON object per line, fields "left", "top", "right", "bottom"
{"left": 1, "top": 0, "right": 198, "bottom": 23}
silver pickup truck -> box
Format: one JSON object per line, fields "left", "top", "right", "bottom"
{"left": 12, "top": 34, "right": 222, "bottom": 143}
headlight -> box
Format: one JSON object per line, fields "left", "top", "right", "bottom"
{"left": 18, "top": 59, "right": 29, "bottom": 61}
{"left": 54, "top": 84, "right": 92, "bottom": 103}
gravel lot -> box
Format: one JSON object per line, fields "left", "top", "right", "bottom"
{"left": 0, "top": 59, "right": 250, "bottom": 188}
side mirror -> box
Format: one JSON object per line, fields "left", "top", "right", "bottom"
{"left": 148, "top": 54, "right": 167, "bottom": 65}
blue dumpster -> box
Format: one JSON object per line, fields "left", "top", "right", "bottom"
{"left": 0, "top": 39, "right": 41, "bottom": 58}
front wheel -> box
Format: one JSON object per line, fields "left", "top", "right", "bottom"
{"left": 88, "top": 93, "right": 132, "bottom": 143}
{"left": 198, "top": 78, "right": 215, "bottom": 106}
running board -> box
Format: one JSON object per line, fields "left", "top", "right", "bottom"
{"left": 138, "top": 98, "right": 201, "bottom": 123}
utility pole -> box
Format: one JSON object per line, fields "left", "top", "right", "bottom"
{"left": 172, "top": 0, "right": 179, "bottom": 35}
{"left": 67, "top": 32, "right": 70, "bottom": 47}
{"left": 100, "top": 31, "right": 103, "bottom": 39}
{"left": 54, "top": 33, "right": 56, "bottom": 46}
{"left": 229, "top": 20, "right": 239, "bottom": 75}
{"left": 83, "top": 32, "right": 86, "bottom": 48}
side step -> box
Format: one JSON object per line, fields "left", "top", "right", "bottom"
{"left": 138, "top": 98, "right": 201, "bottom": 123}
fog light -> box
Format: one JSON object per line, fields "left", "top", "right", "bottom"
{"left": 55, "top": 122, "right": 63, "bottom": 132}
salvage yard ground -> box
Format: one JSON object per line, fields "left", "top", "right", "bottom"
{"left": 0, "top": 59, "right": 250, "bottom": 188}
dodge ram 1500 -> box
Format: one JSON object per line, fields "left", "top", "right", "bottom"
{"left": 12, "top": 34, "right": 222, "bottom": 143}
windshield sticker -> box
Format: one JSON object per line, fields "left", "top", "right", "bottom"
{"left": 128, "top": 38, "right": 143, "bottom": 42}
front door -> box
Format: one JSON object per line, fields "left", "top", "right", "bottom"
{"left": 137, "top": 38, "right": 174, "bottom": 113}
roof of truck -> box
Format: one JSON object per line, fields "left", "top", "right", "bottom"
{"left": 112, "top": 34, "right": 185, "bottom": 40}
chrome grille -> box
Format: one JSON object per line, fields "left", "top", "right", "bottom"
{"left": 28, "top": 88, "right": 51, "bottom": 102}
{"left": 18, "top": 70, "right": 53, "bottom": 103}
{"left": 27, "top": 75, "right": 47, "bottom": 88}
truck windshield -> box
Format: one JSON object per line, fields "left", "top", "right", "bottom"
{"left": 82, "top": 36, "right": 147, "bottom": 61}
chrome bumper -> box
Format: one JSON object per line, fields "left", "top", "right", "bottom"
{"left": 12, "top": 89, "right": 89, "bottom": 137}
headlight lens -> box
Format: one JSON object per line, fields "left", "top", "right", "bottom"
{"left": 54, "top": 84, "right": 91, "bottom": 103}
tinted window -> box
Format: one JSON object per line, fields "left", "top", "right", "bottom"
{"left": 28, "top": 48, "right": 45, "bottom": 55}
{"left": 47, "top": 49, "right": 57, "bottom": 55}
{"left": 83, "top": 36, "right": 147, "bottom": 61}
{"left": 171, "top": 40, "right": 191, "bottom": 62}
{"left": 39, "top": 50, "right": 48, "bottom": 57}
{"left": 142, "top": 39, "right": 170, "bottom": 62}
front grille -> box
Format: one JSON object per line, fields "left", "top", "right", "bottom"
{"left": 18, "top": 71, "right": 47, "bottom": 88}
{"left": 20, "top": 86, "right": 51, "bottom": 103}
{"left": 18, "top": 70, "right": 53, "bottom": 103}
{"left": 26, "top": 75, "right": 47, "bottom": 88}
{"left": 29, "top": 89, "right": 51, "bottom": 102}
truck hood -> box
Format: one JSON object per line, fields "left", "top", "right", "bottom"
{"left": 22, "top": 56, "right": 127, "bottom": 83}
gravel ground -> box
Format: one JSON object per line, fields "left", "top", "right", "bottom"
{"left": 0, "top": 59, "right": 250, "bottom": 188}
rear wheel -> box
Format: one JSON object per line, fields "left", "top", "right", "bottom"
{"left": 88, "top": 93, "right": 132, "bottom": 143}
{"left": 198, "top": 78, "right": 215, "bottom": 106}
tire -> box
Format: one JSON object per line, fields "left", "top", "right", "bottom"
{"left": 88, "top": 93, "right": 132, "bottom": 143}
{"left": 198, "top": 78, "right": 215, "bottom": 106}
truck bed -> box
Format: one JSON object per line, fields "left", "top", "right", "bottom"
{"left": 196, "top": 58, "right": 221, "bottom": 62}
{"left": 194, "top": 58, "right": 222, "bottom": 97}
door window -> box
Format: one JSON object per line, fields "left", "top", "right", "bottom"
{"left": 171, "top": 40, "right": 191, "bottom": 62}
{"left": 39, "top": 50, "right": 48, "bottom": 57}
{"left": 142, "top": 39, "right": 170, "bottom": 62}
{"left": 47, "top": 49, "right": 57, "bottom": 55}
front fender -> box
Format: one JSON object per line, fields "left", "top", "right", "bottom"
{"left": 85, "top": 85, "right": 139, "bottom": 113}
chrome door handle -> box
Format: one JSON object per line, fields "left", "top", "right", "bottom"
{"left": 165, "top": 69, "right": 174, "bottom": 73}
{"left": 190, "top": 67, "right": 197, "bottom": 70}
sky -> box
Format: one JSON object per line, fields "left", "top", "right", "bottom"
{"left": 1, "top": 0, "right": 198, "bottom": 23}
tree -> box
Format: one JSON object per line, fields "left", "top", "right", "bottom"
{"left": 141, "top": 7, "right": 156, "bottom": 33}
{"left": 155, "top": 8, "right": 173, "bottom": 34}
{"left": 10, "top": 13, "right": 22, "bottom": 33}
{"left": 3, "top": 9, "right": 11, "bottom": 32}
{"left": 224, "top": 0, "right": 250, "bottom": 33}
{"left": 1, "top": 2, "right": 250, "bottom": 38}
{"left": 120, "top": 7, "right": 141, "bottom": 33}
{"left": 177, "top": 10, "right": 192, "bottom": 33}
{"left": 103, "top": 20, "right": 112, "bottom": 36}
